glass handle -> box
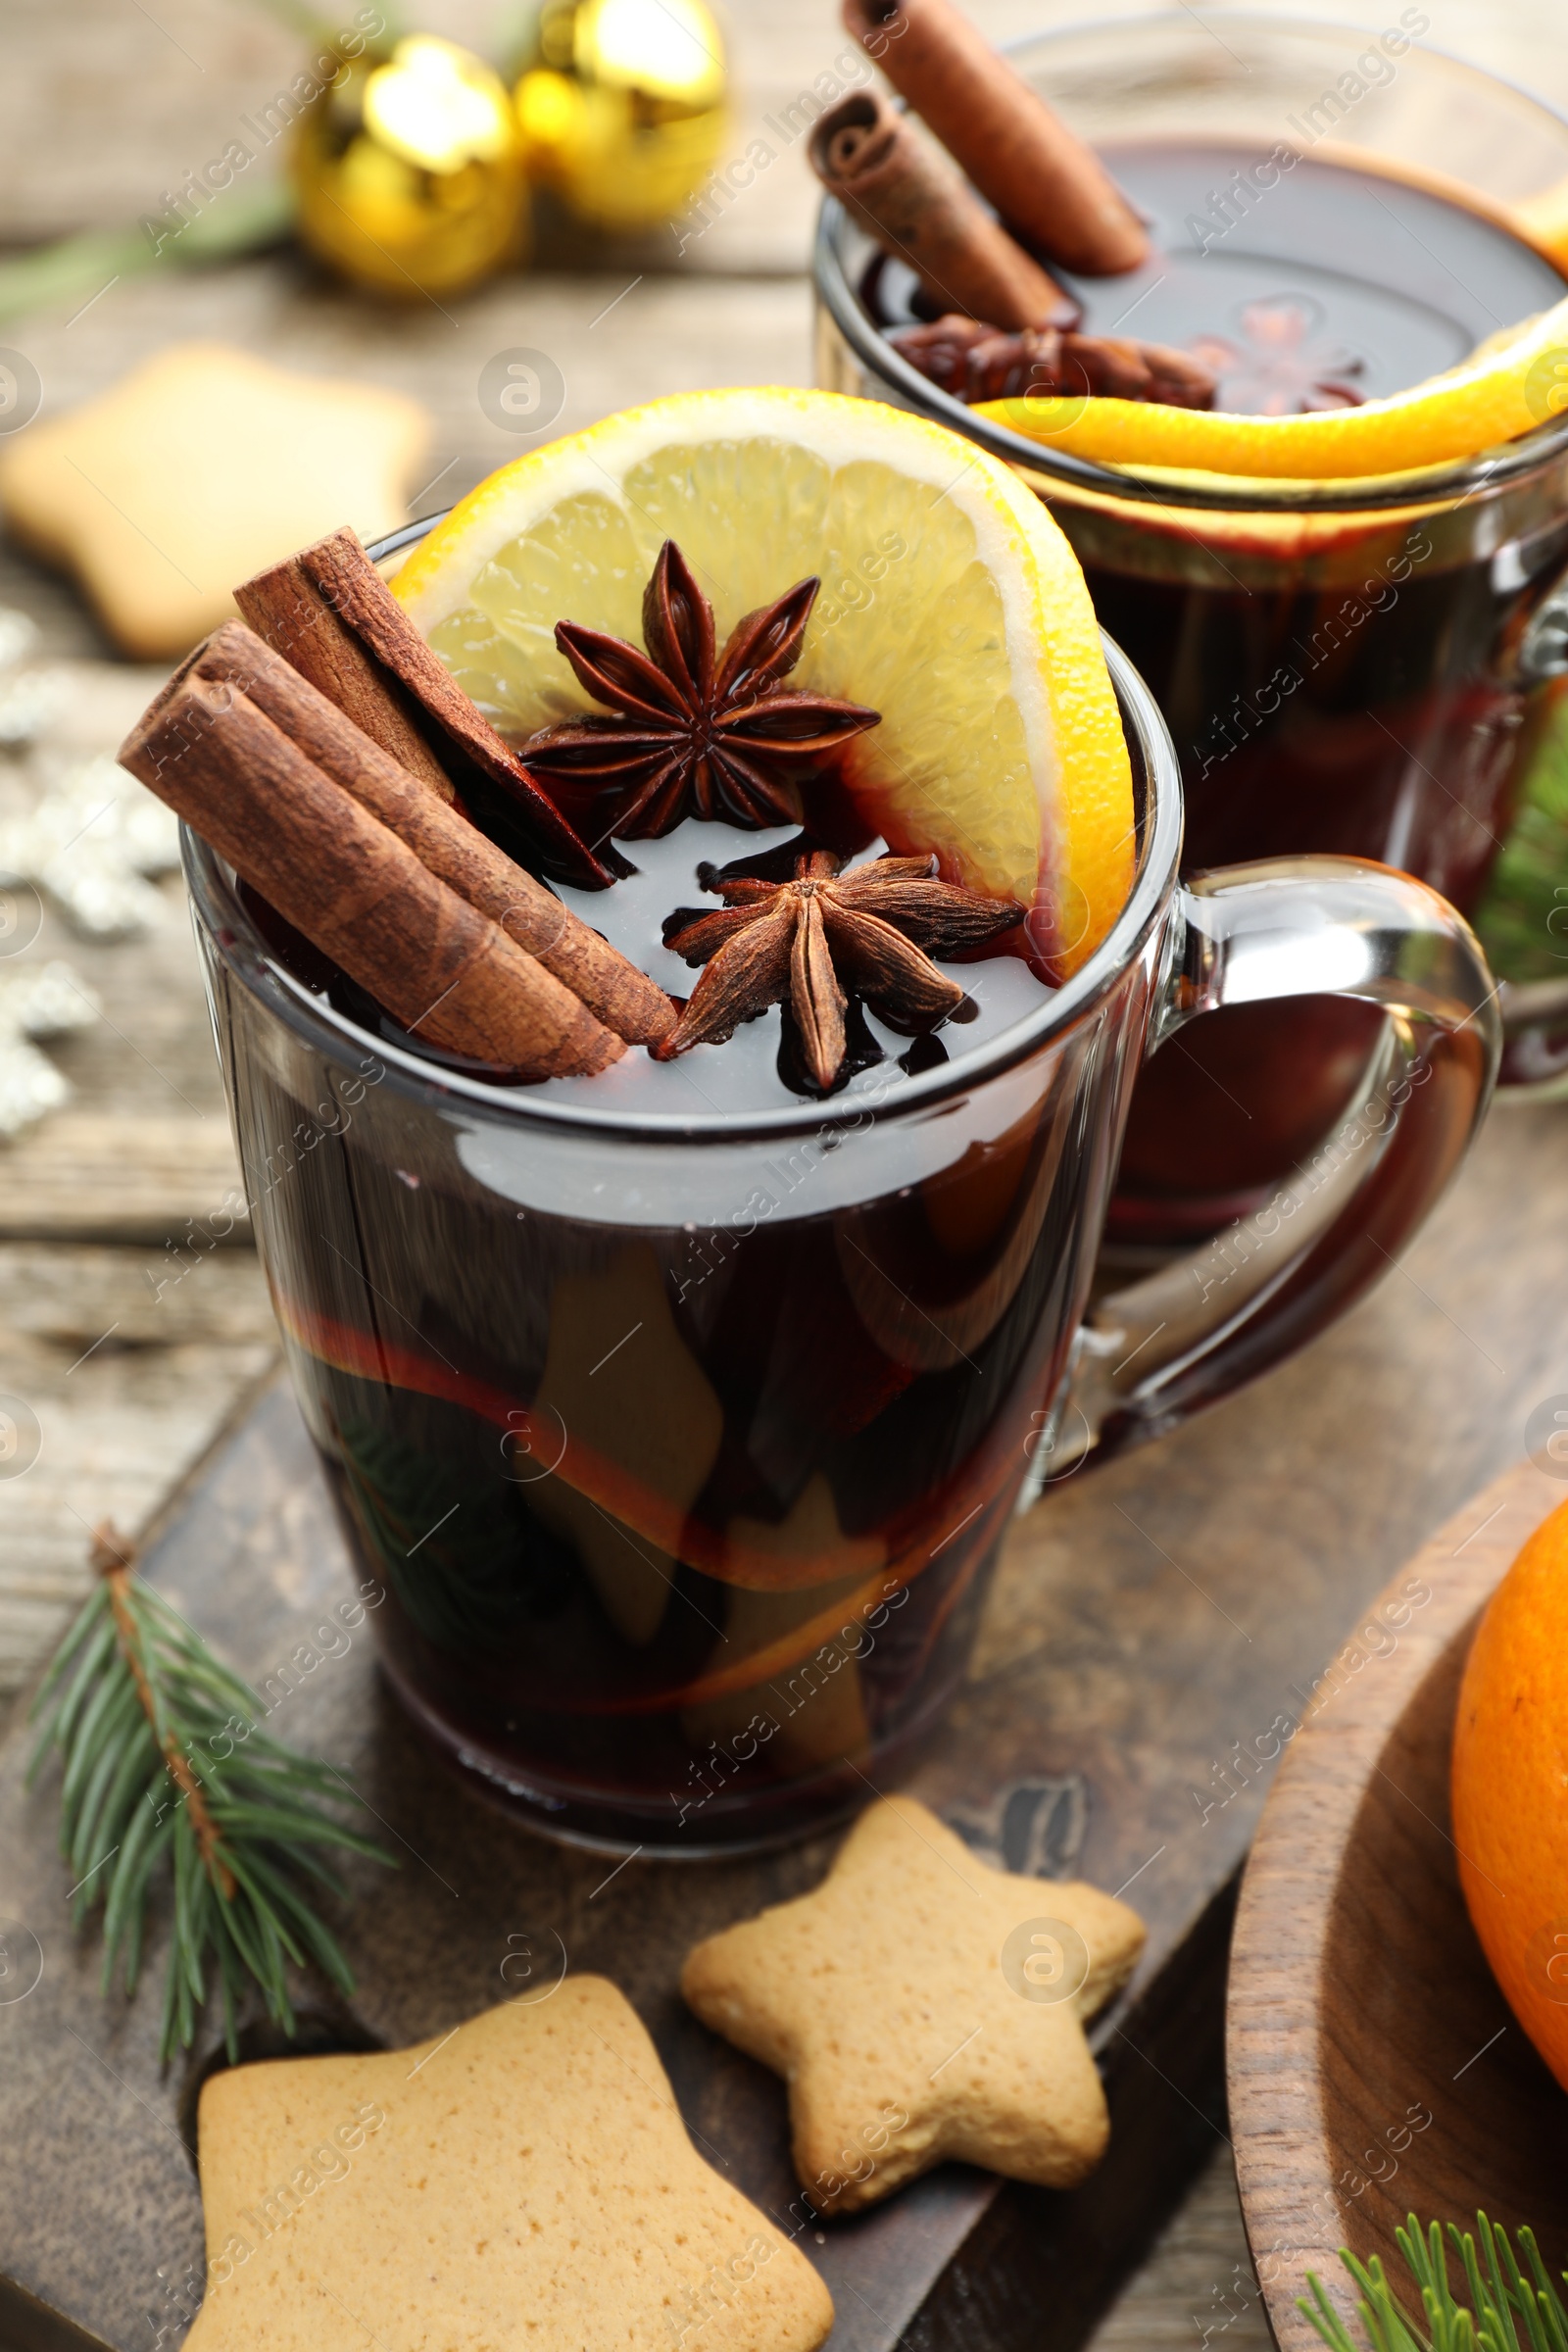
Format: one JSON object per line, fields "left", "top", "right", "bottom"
{"left": 1040, "top": 857, "right": 1500, "bottom": 1483}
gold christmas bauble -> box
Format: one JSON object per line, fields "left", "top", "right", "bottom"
{"left": 294, "top": 35, "right": 528, "bottom": 298}
{"left": 514, "top": 0, "right": 728, "bottom": 236}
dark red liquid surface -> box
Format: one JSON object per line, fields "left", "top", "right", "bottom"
{"left": 251, "top": 820, "right": 1052, "bottom": 1117}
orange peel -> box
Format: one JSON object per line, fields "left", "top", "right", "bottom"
{"left": 978, "top": 293, "right": 1568, "bottom": 481}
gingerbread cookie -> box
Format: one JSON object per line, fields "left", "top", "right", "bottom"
{"left": 0, "top": 344, "right": 427, "bottom": 660}
{"left": 187, "top": 1977, "right": 833, "bottom": 2349}
{"left": 681, "top": 1794, "right": 1145, "bottom": 2213}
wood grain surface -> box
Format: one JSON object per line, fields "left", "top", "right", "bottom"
{"left": 0, "top": 1375, "right": 1239, "bottom": 2352}
{"left": 0, "top": 663, "right": 273, "bottom": 1718}
{"left": 0, "top": 1115, "right": 249, "bottom": 1243}
{"left": 4, "top": 3, "right": 1568, "bottom": 2343}
{"left": 1229, "top": 1455, "right": 1568, "bottom": 2351}
{"left": 5, "top": 1076, "right": 1568, "bottom": 2349}
{"left": 1088, "top": 2146, "right": 1270, "bottom": 2351}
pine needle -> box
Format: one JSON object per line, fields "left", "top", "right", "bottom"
{"left": 0, "top": 181, "right": 295, "bottom": 331}
{"left": 29, "top": 1525, "right": 391, "bottom": 2065}
{"left": 1300, "top": 2215, "right": 1568, "bottom": 2352}
{"left": 1475, "top": 683, "right": 1568, "bottom": 988}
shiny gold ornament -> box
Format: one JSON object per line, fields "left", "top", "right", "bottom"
{"left": 294, "top": 35, "right": 528, "bottom": 298}
{"left": 514, "top": 0, "right": 728, "bottom": 236}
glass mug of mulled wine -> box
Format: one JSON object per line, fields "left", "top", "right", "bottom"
{"left": 814, "top": 11, "right": 1568, "bottom": 1240}
{"left": 186, "top": 605, "right": 1497, "bottom": 1855}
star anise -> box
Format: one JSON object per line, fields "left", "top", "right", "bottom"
{"left": 652, "top": 850, "right": 1027, "bottom": 1092}
{"left": 518, "top": 541, "right": 882, "bottom": 840}
{"left": 1187, "top": 296, "right": 1366, "bottom": 415}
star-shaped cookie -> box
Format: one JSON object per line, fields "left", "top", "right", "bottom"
{"left": 681, "top": 1795, "right": 1146, "bottom": 2214}
{"left": 0, "top": 344, "right": 428, "bottom": 660}
{"left": 186, "top": 1978, "right": 833, "bottom": 2351}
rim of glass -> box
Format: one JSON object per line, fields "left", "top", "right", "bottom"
{"left": 184, "top": 613, "right": 1182, "bottom": 1147}
{"left": 811, "top": 9, "right": 1568, "bottom": 516}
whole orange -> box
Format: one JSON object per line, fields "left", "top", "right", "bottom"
{"left": 1451, "top": 1495, "right": 1568, "bottom": 2092}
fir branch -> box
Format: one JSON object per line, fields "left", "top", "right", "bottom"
{"left": 29, "top": 1525, "right": 391, "bottom": 2065}
{"left": 0, "top": 181, "right": 294, "bottom": 331}
{"left": 1300, "top": 2213, "right": 1568, "bottom": 2352}
{"left": 230, "top": 0, "right": 406, "bottom": 42}
{"left": 1475, "top": 681, "right": 1568, "bottom": 987}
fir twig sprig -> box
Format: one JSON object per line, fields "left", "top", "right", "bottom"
{"left": 1300, "top": 2211, "right": 1568, "bottom": 2352}
{"left": 29, "top": 1526, "right": 391, "bottom": 2064}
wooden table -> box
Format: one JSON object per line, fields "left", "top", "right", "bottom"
{"left": 3, "top": 1090, "right": 1567, "bottom": 2350}
{"left": 3, "top": 0, "right": 1568, "bottom": 2342}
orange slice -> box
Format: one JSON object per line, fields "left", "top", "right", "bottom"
{"left": 392, "top": 386, "right": 1133, "bottom": 976}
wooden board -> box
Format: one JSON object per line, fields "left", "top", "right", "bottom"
{"left": 1228, "top": 1455, "right": 1568, "bottom": 2350}
{"left": 1088, "top": 2148, "right": 1271, "bottom": 2352}
{"left": 5, "top": 1087, "right": 1568, "bottom": 2351}
{"left": 0, "top": 1373, "right": 1237, "bottom": 2352}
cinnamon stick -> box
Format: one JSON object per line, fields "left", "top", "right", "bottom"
{"left": 809, "top": 91, "right": 1078, "bottom": 333}
{"left": 120, "top": 677, "right": 623, "bottom": 1081}
{"left": 234, "top": 529, "right": 621, "bottom": 892}
{"left": 892, "top": 314, "right": 1216, "bottom": 408}
{"left": 234, "top": 546, "right": 459, "bottom": 806}
{"left": 148, "top": 622, "right": 674, "bottom": 1046}
{"left": 843, "top": 0, "right": 1148, "bottom": 277}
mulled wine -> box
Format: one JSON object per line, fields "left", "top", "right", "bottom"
{"left": 215, "top": 811, "right": 1099, "bottom": 1852}
{"left": 126, "top": 393, "right": 1145, "bottom": 1856}
{"left": 157, "top": 354, "right": 1503, "bottom": 1852}
{"left": 183, "top": 602, "right": 1504, "bottom": 1856}
{"left": 1060, "top": 142, "right": 1566, "bottom": 1238}
{"left": 826, "top": 112, "right": 1568, "bottom": 1237}
{"left": 223, "top": 804, "right": 1075, "bottom": 1848}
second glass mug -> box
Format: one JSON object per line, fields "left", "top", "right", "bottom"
{"left": 813, "top": 11, "right": 1568, "bottom": 1238}
{"left": 188, "top": 614, "right": 1498, "bottom": 1854}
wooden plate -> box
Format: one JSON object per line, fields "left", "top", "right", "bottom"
{"left": 1228, "top": 1456, "right": 1568, "bottom": 2348}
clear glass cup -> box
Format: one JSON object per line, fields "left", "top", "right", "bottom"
{"left": 187, "top": 606, "right": 1498, "bottom": 1855}
{"left": 813, "top": 11, "right": 1568, "bottom": 1236}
